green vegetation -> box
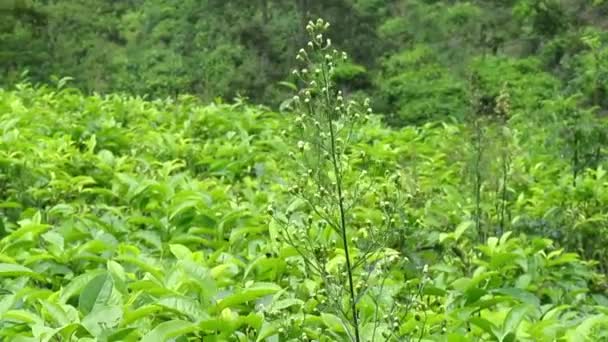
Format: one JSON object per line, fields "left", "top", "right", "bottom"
{"left": 2, "top": 0, "right": 608, "bottom": 341}
{"left": 2, "top": 0, "right": 608, "bottom": 122}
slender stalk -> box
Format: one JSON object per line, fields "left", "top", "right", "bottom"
{"left": 321, "top": 61, "right": 360, "bottom": 342}
{"left": 474, "top": 119, "right": 484, "bottom": 242}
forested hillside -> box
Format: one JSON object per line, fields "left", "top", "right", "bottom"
{"left": 1, "top": 1, "right": 608, "bottom": 341}
{"left": 3, "top": 0, "right": 608, "bottom": 124}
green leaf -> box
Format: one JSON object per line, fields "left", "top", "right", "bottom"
{"left": 39, "top": 300, "right": 70, "bottom": 326}
{"left": 81, "top": 305, "right": 123, "bottom": 337}
{"left": 78, "top": 273, "right": 113, "bottom": 315}
{"left": 107, "top": 260, "right": 127, "bottom": 294}
{"left": 500, "top": 305, "right": 529, "bottom": 341}
{"left": 321, "top": 313, "right": 347, "bottom": 333}
{"left": 2, "top": 309, "right": 43, "bottom": 324}
{"left": 493, "top": 288, "right": 540, "bottom": 307}
{"left": 454, "top": 220, "right": 474, "bottom": 241}
{"left": 270, "top": 298, "right": 304, "bottom": 311}
{"left": 256, "top": 321, "right": 280, "bottom": 342}
{"left": 169, "top": 244, "right": 193, "bottom": 260}
{"left": 60, "top": 270, "right": 106, "bottom": 303}
{"left": 140, "top": 320, "right": 199, "bottom": 342}
{"left": 105, "top": 327, "right": 138, "bottom": 342}
{"left": 469, "top": 317, "right": 499, "bottom": 341}
{"left": 565, "top": 314, "right": 608, "bottom": 342}
{"left": 155, "top": 296, "right": 208, "bottom": 321}
{"left": 44, "top": 323, "right": 82, "bottom": 342}
{"left": 0, "top": 263, "right": 38, "bottom": 278}
{"left": 216, "top": 283, "right": 281, "bottom": 311}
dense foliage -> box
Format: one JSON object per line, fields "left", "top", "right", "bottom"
{"left": 1, "top": 73, "right": 607, "bottom": 340}
{"left": 2, "top": 0, "right": 608, "bottom": 341}
{"left": 2, "top": 0, "right": 608, "bottom": 123}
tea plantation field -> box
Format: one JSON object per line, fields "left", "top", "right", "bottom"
{"left": 0, "top": 84, "right": 607, "bottom": 341}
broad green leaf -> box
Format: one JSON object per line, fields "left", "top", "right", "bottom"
{"left": 469, "top": 317, "right": 499, "bottom": 341}
{"left": 105, "top": 327, "right": 138, "bottom": 342}
{"left": 454, "top": 220, "right": 474, "bottom": 241}
{"left": 79, "top": 273, "right": 113, "bottom": 315}
{"left": 501, "top": 305, "right": 530, "bottom": 341}
{"left": 107, "top": 260, "right": 127, "bottom": 294}
{"left": 81, "top": 305, "right": 123, "bottom": 337}
{"left": 0, "top": 263, "right": 38, "bottom": 278}
{"left": 169, "top": 244, "right": 193, "bottom": 260}
{"left": 155, "top": 296, "right": 208, "bottom": 321}
{"left": 216, "top": 283, "right": 281, "bottom": 310}
{"left": 270, "top": 298, "right": 304, "bottom": 311}
{"left": 2, "top": 309, "right": 43, "bottom": 324}
{"left": 140, "top": 320, "right": 199, "bottom": 342}
{"left": 60, "top": 270, "right": 106, "bottom": 303}
{"left": 256, "top": 321, "right": 280, "bottom": 342}
{"left": 321, "top": 313, "right": 347, "bottom": 333}
{"left": 39, "top": 300, "right": 70, "bottom": 326}
{"left": 123, "top": 304, "right": 162, "bottom": 325}
{"left": 42, "top": 323, "right": 82, "bottom": 342}
{"left": 116, "top": 255, "right": 163, "bottom": 280}
{"left": 565, "top": 314, "right": 608, "bottom": 342}
{"left": 5, "top": 222, "right": 51, "bottom": 242}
